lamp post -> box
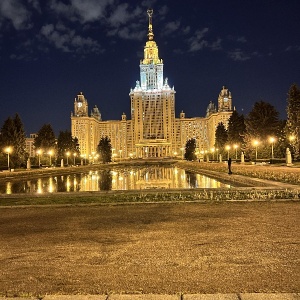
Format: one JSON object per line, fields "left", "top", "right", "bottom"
{"left": 269, "top": 137, "right": 276, "bottom": 160}
{"left": 73, "top": 153, "right": 77, "bottom": 165}
{"left": 253, "top": 140, "right": 259, "bottom": 161}
{"left": 180, "top": 147, "right": 184, "bottom": 160}
{"left": 112, "top": 148, "right": 115, "bottom": 162}
{"left": 233, "top": 144, "right": 238, "bottom": 160}
{"left": 225, "top": 145, "right": 231, "bottom": 160}
{"left": 36, "top": 149, "right": 42, "bottom": 167}
{"left": 66, "top": 151, "right": 70, "bottom": 166}
{"left": 5, "top": 147, "right": 12, "bottom": 170}
{"left": 211, "top": 148, "right": 215, "bottom": 161}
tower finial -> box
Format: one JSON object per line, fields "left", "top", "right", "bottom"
{"left": 147, "top": 9, "right": 154, "bottom": 40}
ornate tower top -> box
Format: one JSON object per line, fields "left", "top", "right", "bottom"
{"left": 147, "top": 9, "right": 154, "bottom": 41}
{"left": 141, "top": 9, "right": 162, "bottom": 65}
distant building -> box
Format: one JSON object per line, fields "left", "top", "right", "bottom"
{"left": 25, "top": 133, "right": 37, "bottom": 158}
{"left": 71, "top": 9, "right": 232, "bottom": 160}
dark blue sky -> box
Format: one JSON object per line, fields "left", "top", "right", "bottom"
{"left": 0, "top": 0, "right": 299, "bottom": 136}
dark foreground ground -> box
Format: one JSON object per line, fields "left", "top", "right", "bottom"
{"left": 0, "top": 201, "right": 299, "bottom": 297}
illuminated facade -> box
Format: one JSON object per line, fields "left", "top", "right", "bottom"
{"left": 71, "top": 10, "right": 232, "bottom": 160}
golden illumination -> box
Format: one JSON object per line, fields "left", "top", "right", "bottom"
{"left": 142, "top": 9, "right": 162, "bottom": 65}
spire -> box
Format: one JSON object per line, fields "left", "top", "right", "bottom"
{"left": 139, "top": 9, "right": 163, "bottom": 90}
{"left": 147, "top": 9, "right": 154, "bottom": 40}
{"left": 141, "top": 9, "right": 162, "bottom": 65}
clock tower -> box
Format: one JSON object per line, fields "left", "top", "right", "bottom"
{"left": 218, "top": 86, "right": 232, "bottom": 112}
{"left": 74, "top": 92, "right": 88, "bottom": 117}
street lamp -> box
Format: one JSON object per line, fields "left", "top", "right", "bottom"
{"left": 36, "top": 149, "right": 42, "bottom": 167}
{"left": 112, "top": 148, "right": 115, "bottom": 162}
{"left": 73, "top": 152, "right": 77, "bottom": 165}
{"left": 225, "top": 145, "right": 231, "bottom": 160}
{"left": 5, "top": 147, "right": 12, "bottom": 170}
{"left": 211, "top": 148, "right": 215, "bottom": 160}
{"left": 180, "top": 147, "right": 184, "bottom": 160}
{"left": 253, "top": 140, "right": 260, "bottom": 161}
{"left": 66, "top": 151, "right": 70, "bottom": 166}
{"left": 233, "top": 144, "right": 238, "bottom": 160}
{"left": 269, "top": 137, "right": 276, "bottom": 160}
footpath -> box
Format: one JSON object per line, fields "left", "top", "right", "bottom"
{"left": 1, "top": 294, "right": 300, "bottom": 299}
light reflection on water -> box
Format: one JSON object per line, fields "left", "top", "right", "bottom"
{"left": 0, "top": 166, "right": 231, "bottom": 194}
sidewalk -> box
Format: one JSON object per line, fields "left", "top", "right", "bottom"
{"left": 1, "top": 294, "right": 299, "bottom": 299}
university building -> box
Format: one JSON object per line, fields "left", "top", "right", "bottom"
{"left": 71, "top": 10, "right": 232, "bottom": 160}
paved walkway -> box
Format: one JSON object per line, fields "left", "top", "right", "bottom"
{"left": 1, "top": 294, "right": 299, "bottom": 299}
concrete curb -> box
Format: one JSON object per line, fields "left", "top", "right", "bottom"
{"left": 1, "top": 294, "right": 299, "bottom": 300}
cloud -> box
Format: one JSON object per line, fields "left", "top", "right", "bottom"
{"left": 49, "top": 0, "right": 111, "bottom": 23}
{"left": 107, "top": 3, "right": 131, "bottom": 26}
{"left": 237, "top": 36, "right": 247, "bottom": 43}
{"left": 285, "top": 45, "right": 300, "bottom": 52}
{"left": 227, "top": 35, "right": 247, "bottom": 43}
{"left": 228, "top": 49, "right": 251, "bottom": 61}
{"left": 188, "top": 28, "right": 209, "bottom": 52}
{"left": 182, "top": 26, "right": 190, "bottom": 35}
{"left": 28, "top": 0, "right": 41, "bottom": 13}
{"left": 40, "top": 23, "right": 102, "bottom": 54}
{"left": 48, "top": 1, "right": 147, "bottom": 41}
{"left": 163, "top": 20, "right": 181, "bottom": 35}
{"left": 211, "top": 38, "right": 222, "bottom": 51}
{"left": 0, "top": 0, "right": 32, "bottom": 30}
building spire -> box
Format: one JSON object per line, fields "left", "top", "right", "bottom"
{"left": 147, "top": 9, "right": 154, "bottom": 40}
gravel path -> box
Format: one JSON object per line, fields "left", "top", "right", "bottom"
{"left": 0, "top": 201, "right": 299, "bottom": 297}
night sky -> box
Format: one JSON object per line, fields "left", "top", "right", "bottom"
{"left": 0, "top": 0, "right": 299, "bottom": 136}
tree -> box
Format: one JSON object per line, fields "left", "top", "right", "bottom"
{"left": 184, "top": 138, "right": 197, "bottom": 161}
{"left": 286, "top": 83, "right": 300, "bottom": 159}
{"left": 244, "top": 100, "right": 280, "bottom": 159}
{"left": 34, "top": 124, "right": 56, "bottom": 151}
{"left": 57, "top": 130, "right": 79, "bottom": 161}
{"left": 215, "top": 122, "right": 228, "bottom": 149}
{"left": 34, "top": 124, "right": 57, "bottom": 165}
{"left": 97, "top": 136, "right": 112, "bottom": 163}
{"left": 13, "top": 114, "right": 27, "bottom": 164}
{"left": 0, "top": 114, "right": 27, "bottom": 168}
{"left": 277, "top": 120, "right": 290, "bottom": 159}
{"left": 227, "top": 110, "right": 246, "bottom": 146}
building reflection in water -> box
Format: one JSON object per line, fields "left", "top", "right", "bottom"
{"left": 0, "top": 166, "right": 230, "bottom": 194}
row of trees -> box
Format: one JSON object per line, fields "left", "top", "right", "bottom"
{"left": 0, "top": 118, "right": 79, "bottom": 168}
{"left": 0, "top": 110, "right": 113, "bottom": 168}
{"left": 185, "top": 83, "right": 300, "bottom": 161}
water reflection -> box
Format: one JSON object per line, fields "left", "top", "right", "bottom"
{"left": 0, "top": 166, "right": 230, "bottom": 194}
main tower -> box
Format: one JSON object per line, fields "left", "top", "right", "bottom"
{"left": 129, "top": 9, "right": 176, "bottom": 158}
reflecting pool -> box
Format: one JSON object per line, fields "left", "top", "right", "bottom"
{"left": 0, "top": 165, "right": 231, "bottom": 194}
